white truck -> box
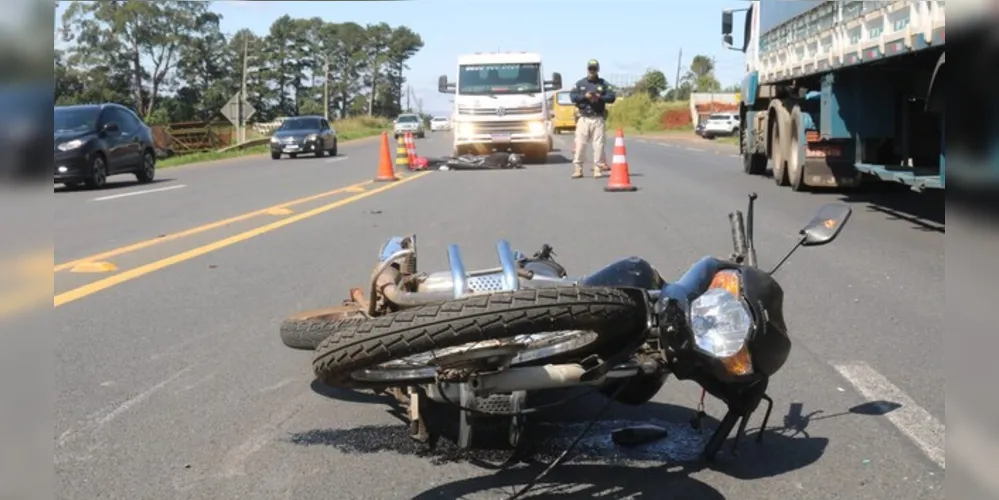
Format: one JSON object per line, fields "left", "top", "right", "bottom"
{"left": 438, "top": 52, "right": 561, "bottom": 163}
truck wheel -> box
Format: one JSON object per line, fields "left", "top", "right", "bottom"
{"left": 742, "top": 126, "right": 767, "bottom": 175}
{"left": 770, "top": 101, "right": 792, "bottom": 187}
{"left": 787, "top": 104, "right": 809, "bottom": 192}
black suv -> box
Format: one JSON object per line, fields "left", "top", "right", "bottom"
{"left": 54, "top": 103, "right": 157, "bottom": 189}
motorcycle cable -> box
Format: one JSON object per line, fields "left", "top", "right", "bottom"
{"left": 506, "top": 381, "right": 629, "bottom": 500}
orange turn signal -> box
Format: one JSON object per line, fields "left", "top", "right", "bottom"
{"left": 721, "top": 345, "right": 754, "bottom": 376}
{"left": 708, "top": 270, "right": 741, "bottom": 297}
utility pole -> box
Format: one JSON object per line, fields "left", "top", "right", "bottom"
{"left": 323, "top": 57, "right": 330, "bottom": 121}
{"left": 673, "top": 47, "right": 683, "bottom": 102}
{"left": 405, "top": 85, "right": 411, "bottom": 112}
{"left": 240, "top": 35, "right": 248, "bottom": 143}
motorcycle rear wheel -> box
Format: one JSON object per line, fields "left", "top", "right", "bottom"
{"left": 312, "top": 286, "right": 643, "bottom": 389}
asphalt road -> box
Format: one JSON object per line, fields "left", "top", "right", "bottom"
{"left": 53, "top": 130, "right": 944, "bottom": 499}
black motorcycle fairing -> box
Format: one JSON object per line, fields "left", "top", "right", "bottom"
{"left": 740, "top": 265, "right": 791, "bottom": 377}
{"left": 657, "top": 256, "right": 741, "bottom": 309}
{"left": 579, "top": 256, "right": 665, "bottom": 290}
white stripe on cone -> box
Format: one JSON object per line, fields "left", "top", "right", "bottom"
{"left": 612, "top": 154, "right": 627, "bottom": 164}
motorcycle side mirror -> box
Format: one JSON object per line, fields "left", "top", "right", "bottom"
{"left": 799, "top": 203, "right": 852, "bottom": 246}
{"left": 768, "top": 203, "right": 852, "bottom": 275}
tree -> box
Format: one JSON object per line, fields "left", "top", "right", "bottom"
{"left": 681, "top": 54, "right": 721, "bottom": 94}
{"left": 55, "top": 5, "right": 425, "bottom": 124}
{"left": 634, "top": 68, "right": 668, "bottom": 100}
{"left": 59, "top": 0, "right": 213, "bottom": 119}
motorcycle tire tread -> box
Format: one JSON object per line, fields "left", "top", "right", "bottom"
{"left": 311, "top": 286, "right": 642, "bottom": 388}
{"left": 279, "top": 314, "right": 369, "bottom": 350}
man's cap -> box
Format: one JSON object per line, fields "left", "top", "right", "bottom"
{"left": 587, "top": 59, "right": 600, "bottom": 70}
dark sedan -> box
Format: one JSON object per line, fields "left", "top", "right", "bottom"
{"left": 54, "top": 103, "right": 157, "bottom": 189}
{"left": 269, "top": 116, "right": 338, "bottom": 159}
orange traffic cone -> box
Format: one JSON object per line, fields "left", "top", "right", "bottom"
{"left": 404, "top": 132, "right": 416, "bottom": 169}
{"left": 604, "top": 129, "right": 637, "bottom": 192}
{"left": 375, "top": 132, "right": 398, "bottom": 182}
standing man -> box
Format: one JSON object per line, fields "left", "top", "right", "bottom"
{"left": 569, "top": 59, "right": 616, "bottom": 179}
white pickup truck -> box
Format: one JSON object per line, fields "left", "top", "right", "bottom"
{"left": 438, "top": 52, "right": 560, "bottom": 163}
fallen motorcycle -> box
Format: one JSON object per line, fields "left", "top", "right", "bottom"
{"left": 285, "top": 193, "right": 852, "bottom": 464}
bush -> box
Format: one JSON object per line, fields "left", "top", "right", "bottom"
{"left": 607, "top": 94, "right": 690, "bottom": 134}
{"left": 333, "top": 116, "right": 393, "bottom": 140}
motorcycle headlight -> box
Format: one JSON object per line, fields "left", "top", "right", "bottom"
{"left": 689, "top": 270, "right": 754, "bottom": 376}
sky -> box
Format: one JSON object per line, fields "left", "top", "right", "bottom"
{"left": 56, "top": 0, "right": 749, "bottom": 117}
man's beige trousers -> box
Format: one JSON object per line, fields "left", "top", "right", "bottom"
{"left": 572, "top": 115, "right": 607, "bottom": 176}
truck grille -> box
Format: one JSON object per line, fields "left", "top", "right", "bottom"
{"left": 457, "top": 103, "right": 543, "bottom": 116}
{"left": 468, "top": 121, "right": 534, "bottom": 134}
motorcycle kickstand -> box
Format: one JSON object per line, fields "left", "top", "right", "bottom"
{"left": 406, "top": 386, "right": 430, "bottom": 444}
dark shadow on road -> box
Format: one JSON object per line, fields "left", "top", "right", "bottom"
{"left": 412, "top": 463, "right": 725, "bottom": 499}
{"left": 54, "top": 177, "right": 176, "bottom": 193}
{"left": 824, "top": 184, "right": 944, "bottom": 233}
{"left": 297, "top": 384, "right": 875, "bottom": 498}
{"left": 758, "top": 167, "right": 944, "bottom": 232}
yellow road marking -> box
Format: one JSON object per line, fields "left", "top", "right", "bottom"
{"left": 265, "top": 207, "right": 294, "bottom": 216}
{"left": 54, "top": 172, "right": 430, "bottom": 308}
{"left": 53, "top": 180, "right": 374, "bottom": 272}
{"left": 70, "top": 261, "right": 118, "bottom": 273}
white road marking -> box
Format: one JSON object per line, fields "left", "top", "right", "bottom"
{"left": 324, "top": 156, "right": 348, "bottom": 163}
{"left": 684, "top": 147, "right": 705, "bottom": 152}
{"left": 56, "top": 366, "right": 192, "bottom": 462}
{"left": 92, "top": 184, "right": 186, "bottom": 201}
{"left": 833, "top": 362, "right": 945, "bottom": 468}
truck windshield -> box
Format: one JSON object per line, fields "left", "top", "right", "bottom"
{"left": 555, "top": 92, "right": 573, "bottom": 105}
{"left": 458, "top": 63, "right": 541, "bottom": 95}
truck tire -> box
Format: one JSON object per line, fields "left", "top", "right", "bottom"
{"left": 770, "top": 100, "right": 792, "bottom": 187}
{"left": 787, "top": 103, "right": 809, "bottom": 192}
{"left": 742, "top": 124, "right": 767, "bottom": 175}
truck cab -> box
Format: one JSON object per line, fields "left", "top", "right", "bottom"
{"left": 439, "top": 52, "right": 561, "bottom": 163}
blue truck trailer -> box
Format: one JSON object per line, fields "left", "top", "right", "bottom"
{"left": 721, "top": 1, "right": 945, "bottom": 192}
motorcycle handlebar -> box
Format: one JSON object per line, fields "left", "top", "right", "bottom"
{"left": 729, "top": 210, "right": 748, "bottom": 261}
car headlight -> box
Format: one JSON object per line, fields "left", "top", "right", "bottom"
{"left": 689, "top": 270, "right": 754, "bottom": 375}
{"left": 527, "top": 121, "right": 546, "bottom": 135}
{"left": 57, "top": 139, "right": 84, "bottom": 151}
{"left": 306, "top": 134, "right": 317, "bottom": 141}
{"left": 270, "top": 136, "right": 279, "bottom": 143}
{"left": 456, "top": 123, "right": 476, "bottom": 136}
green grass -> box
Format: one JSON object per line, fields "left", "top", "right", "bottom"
{"left": 607, "top": 94, "right": 689, "bottom": 134}
{"left": 156, "top": 116, "right": 392, "bottom": 169}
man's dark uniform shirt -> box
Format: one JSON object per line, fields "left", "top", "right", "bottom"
{"left": 569, "top": 77, "right": 617, "bottom": 118}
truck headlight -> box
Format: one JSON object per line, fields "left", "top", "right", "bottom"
{"left": 528, "top": 121, "right": 546, "bottom": 135}
{"left": 456, "top": 123, "right": 476, "bottom": 136}
{"left": 689, "top": 270, "right": 754, "bottom": 375}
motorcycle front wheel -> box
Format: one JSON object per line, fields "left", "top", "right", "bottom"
{"left": 311, "top": 286, "right": 643, "bottom": 389}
